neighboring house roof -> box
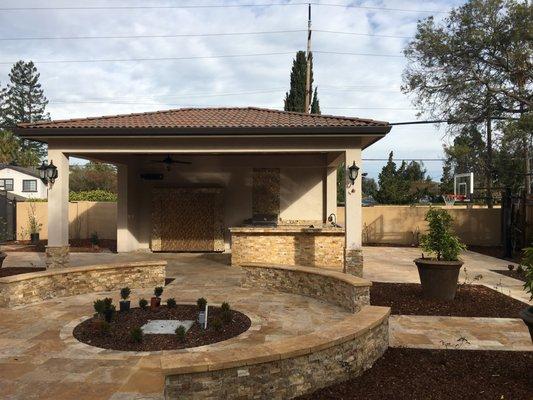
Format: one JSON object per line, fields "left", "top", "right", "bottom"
{"left": 15, "top": 107, "right": 391, "bottom": 136}
{"left": 0, "top": 163, "right": 40, "bottom": 179}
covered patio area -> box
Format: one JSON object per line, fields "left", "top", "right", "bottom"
{"left": 16, "top": 107, "right": 391, "bottom": 275}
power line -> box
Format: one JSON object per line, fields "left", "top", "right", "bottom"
{"left": 0, "top": 29, "right": 306, "bottom": 41}
{"left": 315, "top": 29, "right": 412, "bottom": 39}
{"left": 0, "top": 50, "right": 405, "bottom": 65}
{"left": 0, "top": 2, "right": 448, "bottom": 14}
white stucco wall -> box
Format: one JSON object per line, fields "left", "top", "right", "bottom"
{"left": 0, "top": 168, "right": 47, "bottom": 199}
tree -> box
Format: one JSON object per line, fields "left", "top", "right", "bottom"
{"left": 310, "top": 87, "right": 321, "bottom": 114}
{"left": 362, "top": 176, "right": 378, "bottom": 198}
{"left": 284, "top": 51, "right": 319, "bottom": 113}
{"left": 70, "top": 163, "right": 117, "bottom": 193}
{"left": 375, "top": 152, "right": 407, "bottom": 204}
{"left": 1, "top": 61, "right": 49, "bottom": 158}
{"left": 402, "top": 0, "right": 532, "bottom": 204}
{"left": 0, "top": 130, "right": 40, "bottom": 167}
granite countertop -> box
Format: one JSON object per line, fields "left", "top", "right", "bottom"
{"left": 229, "top": 224, "right": 344, "bottom": 234}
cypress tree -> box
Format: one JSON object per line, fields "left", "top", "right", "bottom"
{"left": 310, "top": 87, "right": 320, "bottom": 114}
{"left": 284, "top": 51, "right": 316, "bottom": 113}
{"left": 2, "top": 60, "right": 49, "bottom": 157}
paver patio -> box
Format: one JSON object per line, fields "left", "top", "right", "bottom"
{"left": 0, "top": 247, "right": 531, "bottom": 399}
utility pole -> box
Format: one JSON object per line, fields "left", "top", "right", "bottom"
{"left": 304, "top": 3, "right": 312, "bottom": 113}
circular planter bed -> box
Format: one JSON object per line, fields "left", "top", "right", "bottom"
{"left": 73, "top": 304, "right": 251, "bottom": 351}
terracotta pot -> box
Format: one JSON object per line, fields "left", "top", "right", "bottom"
{"left": 119, "top": 300, "right": 130, "bottom": 312}
{"left": 30, "top": 233, "right": 40, "bottom": 245}
{"left": 414, "top": 258, "right": 464, "bottom": 300}
{"left": 0, "top": 252, "right": 6, "bottom": 268}
{"left": 150, "top": 297, "right": 161, "bottom": 309}
{"left": 520, "top": 307, "right": 533, "bottom": 343}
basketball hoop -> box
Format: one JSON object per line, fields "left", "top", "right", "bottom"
{"left": 443, "top": 194, "right": 458, "bottom": 206}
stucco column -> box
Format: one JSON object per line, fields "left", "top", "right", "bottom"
{"left": 344, "top": 148, "right": 363, "bottom": 277}
{"left": 117, "top": 164, "right": 139, "bottom": 252}
{"left": 325, "top": 166, "right": 337, "bottom": 223}
{"left": 46, "top": 149, "right": 69, "bottom": 269}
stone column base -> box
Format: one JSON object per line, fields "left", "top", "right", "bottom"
{"left": 45, "top": 246, "right": 70, "bottom": 269}
{"left": 344, "top": 248, "right": 363, "bottom": 277}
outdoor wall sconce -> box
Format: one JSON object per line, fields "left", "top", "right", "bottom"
{"left": 347, "top": 161, "right": 360, "bottom": 185}
{"left": 38, "top": 160, "right": 58, "bottom": 185}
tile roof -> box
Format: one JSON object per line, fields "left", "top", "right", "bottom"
{"left": 16, "top": 107, "right": 389, "bottom": 133}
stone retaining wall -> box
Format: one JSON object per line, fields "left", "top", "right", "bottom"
{"left": 164, "top": 306, "right": 390, "bottom": 400}
{"left": 0, "top": 261, "right": 166, "bottom": 307}
{"left": 241, "top": 263, "right": 370, "bottom": 313}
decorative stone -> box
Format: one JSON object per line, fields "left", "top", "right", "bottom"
{"left": 344, "top": 248, "right": 363, "bottom": 277}
{"left": 45, "top": 245, "right": 70, "bottom": 269}
{"left": 141, "top": 320, "right": 194, "bottom": 335}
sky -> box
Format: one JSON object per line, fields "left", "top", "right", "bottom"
{"left": 0, "top": 0, "right": 465, "bottom": 180}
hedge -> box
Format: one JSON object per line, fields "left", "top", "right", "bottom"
{"left": 69, "top": 190, "right": 117, "bottom": 202}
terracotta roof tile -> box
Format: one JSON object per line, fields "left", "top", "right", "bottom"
{"left": 16, "top": 107, "right": 389, "bottom": 132}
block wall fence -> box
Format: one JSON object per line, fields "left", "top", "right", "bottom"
{"left": 16, "top": 202, "right": 502, "bottom": 246}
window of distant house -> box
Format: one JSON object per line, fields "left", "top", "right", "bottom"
{"left": 0, "top": 178, "right": 14, "bottom": 191}
{"left": 22, "top": 179, "right": 37, "bottom": 192}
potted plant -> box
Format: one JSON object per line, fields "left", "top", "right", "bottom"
{"left": 197, "top": 297, "right": 207, "bottom": 325}
{"left": 151, "top": 286, "right": 163, "bottom": 309}
{"left": 119, "top": 287, "right": 131, "bottom": 312}
{"left": 27, "top": 204, "right": 42, "bottom": 245}
{"left": 519, "top": 247, "right": 533, "bottom": 343}
{"left": 414, "top": 208, "right": 466, "bottom": 300}
{"left": 94, "top": 297, "right": 115, "bottom": 323}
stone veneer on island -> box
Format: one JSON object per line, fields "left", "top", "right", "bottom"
{"left": 230, "top": 225, "right": 345, "bottom": 269}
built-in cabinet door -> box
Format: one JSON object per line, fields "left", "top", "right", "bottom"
{"left": 151, "top": 188, "right": 224, "bottom": 252}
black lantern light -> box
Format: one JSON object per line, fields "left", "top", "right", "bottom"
{"left": 347, "top": 161, "right": 360, "bottom": 184}
{"left": 37, "top": 161, "right": 59, "bottom": 185}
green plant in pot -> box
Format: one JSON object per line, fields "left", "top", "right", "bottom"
{"left": 414, "top": 208, "right": 466, "bottom": 300}
{"left": 151, "top": 286, "right": 164, "bottom": 309}
{"left": 119, "top": 287, "right": 131, "bottom": 312}
{"left": 27, "top": 203, "right": 42, "bottom": 245}
{"left": 519, "top": 247, "right": 533, "bottom": 343}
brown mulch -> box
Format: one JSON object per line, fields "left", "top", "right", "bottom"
{"left": 297, "top": 348, "right": 533, "bottom": 400}
{"left": 0, "top": 267, "right": 46, "bottom": 278}
{"left": 73, "top": 304, "right": 251, "bottom": 351}
{"left": 370, "top": 282, "right": 527, "bottom": 318}
{"left": 492, "top": 269, "right": 527, "bottom": 282}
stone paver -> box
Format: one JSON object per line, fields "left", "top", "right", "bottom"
{"left": 390, "top": 315, "right": 533, "bottom": 351}
{"left": 0, "top": 252, "right": 349, "bottom": 399}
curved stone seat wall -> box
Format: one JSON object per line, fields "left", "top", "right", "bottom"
{"left": 163, "top": 305, "right": 390, "bottom": 400}
{"left": 240, "top": 263, "right": 370, "bottom": 313}
{"left": 0, "top": 261, "right": 166, "bottom": 307}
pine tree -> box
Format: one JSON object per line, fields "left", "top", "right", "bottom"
{"left": 2, "top": 60, "right": 49, "bottom": 157}
{"left": 310, "top": 87, "right": 320, "bottom": 114}
{"left": 284, "top": 51, "right": 314, "bottom": 113}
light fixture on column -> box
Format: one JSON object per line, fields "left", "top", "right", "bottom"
{"left": 347, "top": 161, "right": 360, "bottom": 185}
{"left": 38, "top": 160, "right": 58, "bottom": 185}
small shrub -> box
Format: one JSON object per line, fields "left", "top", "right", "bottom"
{"left": 420, "top": 208, "right": 466, "bottom": 261}
{"left": 120, "top": 287, "right": 131, "bottom": 300}
{"left": 197, "top": 297, "right": 207, "bottom": 311}
{"left": 508, "top": 264, "right": 515, "bottom": 271}
{"left": 221, "top": 310, "right": 232, "bottom": 325}
{"left": 90, "top": 232, "right": 99, "bottom": 246}
{"left": 154, "top": 286, "right": 164, "bottom": 298}
{"left": 94, "top": 320, "right": 111, "bottom": 335}
{"left": 517, "top": 264, "right": 525, "bottom": 273}
{"left": 212, "top": 317, "right": 223, "bottom": 332}
{"left": 221, "top": 302, "right": 230, "bottom": 313}
{"left": 94, "top": 297, "right": 114, "bottom": 317}
{"left": 167, "top": 298, "right": 177, "bottom": 308}
{"left": 175, "top": 325, "right": 186, "bottom": 342}
{"left": 521, "top": 247, "right": 533, "bottom": 301}
{"left": 130, "top": 327, "right": 143, "bottom": 343}
{"left": 139, "top": 298, "right": 148, "bottom": 309}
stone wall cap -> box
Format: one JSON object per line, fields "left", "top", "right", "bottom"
{"left": 0, "top": 260, "right": 167, "bottom": 284}
{"left": 161, "top": 305, "right": 389, "bottom": 376}
{"left": 240, "top": 262, "right": 371, "bottom": 287}
{"left": 229, "top": 226, "right": 344, "bottom": 234}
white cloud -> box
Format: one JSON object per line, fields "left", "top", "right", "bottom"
{"left": 0, "top": 0, "right": 465, "bottom": 178}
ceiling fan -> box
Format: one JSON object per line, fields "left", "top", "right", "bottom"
{"left": 150, "top": 155, "right": 192, "bottom": 171}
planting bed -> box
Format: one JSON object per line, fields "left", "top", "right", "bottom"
{"left": 492, "top": 269, "right": 527, "bottom": 282}
{"left": 370, "top": 282, "right": 527, "bottom": 317}
{"left": 73, "top": 304, "right": 251, "bottom": 351}
{"left": 0, "top": 267, "right": 46, "bottom": 278}
{"left": 297, "top": 348, "right": 533, "bottom": 400}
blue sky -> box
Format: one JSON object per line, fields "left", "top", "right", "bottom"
{"left": 0, "top": 0, "right": 465, "bottom": 180}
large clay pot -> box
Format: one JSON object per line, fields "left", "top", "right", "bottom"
{"left": 520, "top": 307, "right": 533, "bottom": 343}
{"left": 0, "top": 252, "right": 6, "bottom": 268}
{"left": 414, "top": 258, "right": 464, "bottom": 300}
